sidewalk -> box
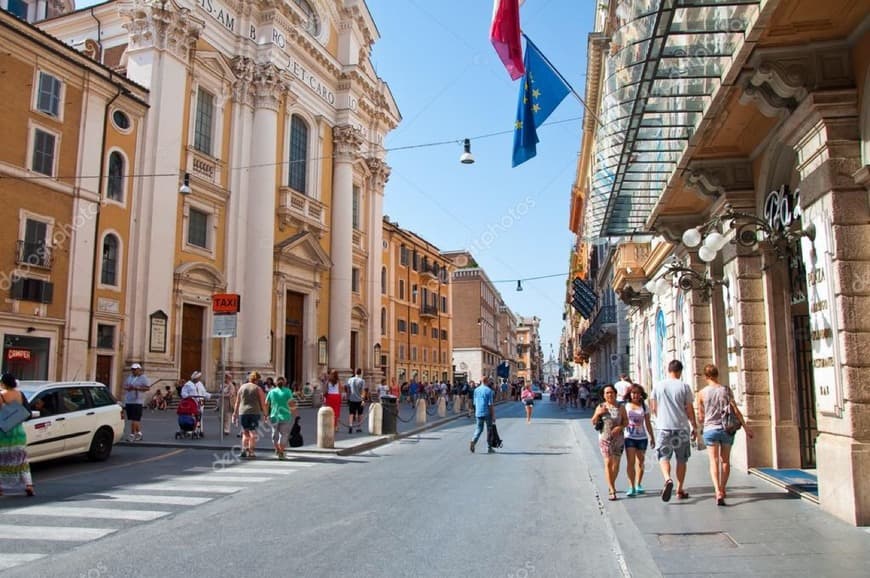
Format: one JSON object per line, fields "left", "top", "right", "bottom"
{"left": 570, "top": 412, "right": 870, "bottom": 577}
{"left": 122, "top": 399, "right": 477, "bottom": 456}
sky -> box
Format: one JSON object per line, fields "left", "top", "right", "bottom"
{"left": 71, "top": 0, "right": 592, "bottom": 357}
{"left": 368, "top": 0, "right": 590, "bottom": 359}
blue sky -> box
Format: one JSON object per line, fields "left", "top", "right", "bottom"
{"left": 73, "top": 0, "right": 591, "bottom": 356}
{"left": 369, "top": 0, "right": 589, "bottom": 358}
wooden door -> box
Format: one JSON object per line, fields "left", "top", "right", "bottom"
{"left": 95, "top": 355, "right": 113, "bottom": 391}
{"left": 181, "top": 304, "right": 204, "bottom": 381}
{"left": 285, "top": 292, "right": 304, "bottom": 386}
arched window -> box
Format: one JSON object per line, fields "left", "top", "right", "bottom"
{"left": 381, "top": 307, "right": 387, "bottom": 336}
{"left": 107, "top": 152, "right": 124, "bottom": 201}
{"left": 288, "top": 115, "right": 308, "bottom": 194}
{"left": 101, "top": 234, "right": 119, "bottom": 286}
{"left": 381, "top": 266, "right": 387, "bottom": 294}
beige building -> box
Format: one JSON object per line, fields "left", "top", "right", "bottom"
{"left": 0, "top": 9, "right": 148, "bottom": 390}
{"left": 381, "top": 218, "right": 452, "bottom": 385}
{"left": 31, "top": 0, "right": 400, "bottom": 393}
{"left": 516, "top": 315, "right": 542, "bottom": 384}
{"left": 570, "top": 0, "right": 870, "bottom": 525}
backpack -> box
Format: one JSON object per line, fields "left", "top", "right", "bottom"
{"left": 289, "top": 416, "right": 304, "bottom": 447}
{"left": 487, "top": 422, "right": 503, "bottom": 449}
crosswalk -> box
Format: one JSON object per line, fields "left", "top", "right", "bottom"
{"left": 0, "top": 456, "right": 320, "bottom": 572}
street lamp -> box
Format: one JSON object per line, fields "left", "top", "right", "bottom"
{"left": 644, "top": 257, "right": 728, "bottom": 302}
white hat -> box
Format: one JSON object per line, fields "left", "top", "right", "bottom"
{"left": 191, "top": 371, "right": 202, "bottom": 380}
{"left": 131, "top": 363, "right": 142, "bottom": 370}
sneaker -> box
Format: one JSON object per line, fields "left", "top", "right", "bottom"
{"left": 626, "top": 487, "right": 636, "bottom": 497}
{"left": 127, "top": 434, "right": 135, "bottom": 442}
{"left": 134, "top": 432, "right": 143, "bottom": 442}
{"left": 635, "top": 484, "right": 645, "bottom": 494}
{"left": 469, "top": 441, "right": 475, "bottom": 453}
{"left": 487, "top": 447, "right": 496, "bottom": 454}
{"left": 356, "top": 428, "right": 362, "bottom": 433}
{"left": 348, "top": 426, "right": 353, "bottom": 434}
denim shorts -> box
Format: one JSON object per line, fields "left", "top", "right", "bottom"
{"left": 624, "top": 437, "right": 649, "bottom": 451}
{"left": 703, "top": 428, "right": 735, "bottom": 446}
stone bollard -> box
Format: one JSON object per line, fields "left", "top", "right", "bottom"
{"left": 437, "top": 396, "right": 446, "bottom": 417}
{"left": 369, "top": 402, "right": 382, "bottom": 435}
{"left": 317, "top": 406, "right": 335, "bottom": 449}
{"left": 415, "top": 398, "right": 427, "bottom": 425}
{"left": 454, "top": 396, "right": 463, "bottom": 414}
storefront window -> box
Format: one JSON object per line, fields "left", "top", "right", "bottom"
{"left": 2, "top": 335, "right": 50, "bottom": 380}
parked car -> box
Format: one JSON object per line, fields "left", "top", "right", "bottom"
{"left": 19, "top": 381, "right": 125, "bottom": 463}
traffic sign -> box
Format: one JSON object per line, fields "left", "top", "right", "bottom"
{"left": 213, "top": 314, "right": 238, "bottom": 337}
{"left": 212, "top": 293, "right": 241, "bottom": 314}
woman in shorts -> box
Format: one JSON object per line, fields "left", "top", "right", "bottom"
{"left": 592, "top": 384, "right": 628, "bottom": 501}
{"left": 233, "top": 371, "right": 268, "bottom": 459}
{"left": 520, "top": 382, "right": 535, "bottom": 423}
{"left": 623, "top": 384, "right": 655, "bottom": 497}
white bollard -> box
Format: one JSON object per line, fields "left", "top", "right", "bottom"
{"left": 317, "top": 406, "right": 335, "bottom": 449}
{"left": 369, "top": 403, "right": 382, "bottom": 435}
{"left": 454, "top": 396, "right": 463, "bottom": 414}
{"left": 437, "top": 396, "right": 446, "bottom": 417}
{"left": 415, "top": 398, "right": 427, "bottom": 425}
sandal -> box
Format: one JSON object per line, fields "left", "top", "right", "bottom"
{"left": 25, "top": 486, "right": 34, "bottom": 497}
{"left": 608, "top": 491, "right": 618, "bottom": 501}
{"left": 677, "top": 490, "right": 690, "bottom": 500}
{"left": 661, "top": 479, "right": 673, "bottom": 502}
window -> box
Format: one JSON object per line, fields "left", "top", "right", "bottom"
{"left": 58, "top": 388, "right": 89, "bottom": 413}
{"left": 294, "top": 0, "right": 321, "bottom": 36}
{"left": 410, "top": 322, "right": 419, "bottom": 335}
{"left": 101, "top": 234, "right": 119, "bottom": 286}
{"left": 381, "top": 267, "right": 387, "bottom": 294}
{"left": 397, "top": 319, "right": 407, "bottom": 333}
{"left": 112, "top": 110, "right": 131, "bottom": 131}
{"left": 398, "top": 345, "right": 405, "bottom": 361}
{"left": 399, "top": 279, "right": 405, "bottom": 300}
{"left": 289, "top": 115, "right": 308, "bottom": 193}
{"left": 88, "top": 387, "right": 116, "bottom": 407}
{"left": 96, "top": 324, "right": 115, "bottom": 349}
{"left": 106, "top": 152, "right": 125, "bottom": 201}
{"left": 31, "top": 128, "right": 56, "bottom": 176}
{"left": 188, "top": 208, "right": 209, "bottom": 248}
{"left": 380, "top": 308, "right": 387, "bottom": 336}
{"left": 431, "top": 328, "right": 438, "bottom": 339}
{"left": 400, "top": 245, "right": 409, "bottom": 266}
{"left": 351, "top": 267, "right": 360, "bottom": 293}
{"left": 423, "top": 349, "right": 427, "bottom": 362}
{"left": 441, "top": 329, "right": 447, "bottom": 340}
{"left": 412, "top": 251, "right": 420, "bottom": 271}
{"left": 10, "top": 277, "right": 53, "bottom": 303}
{"left": 411, "top": 347, "right": 417, "bottom": 361}
{"left": 20, "top": 219, "right": 48, "bottom": 267}
{"left": 36, "top": 72, "right": 62, "bottom": 117}
{"left": 194, "top": 88, "right": 215, "bottom": 155}
{"left": 412, "top": 284, "right": 418, "bottom": 304}
{"left": 7, "top": 0, "right": 28, "bottom": 19}
{"left": 441, "top": 296, "right": 447, "bottom": 313}
{"left": 352, "top": 185, "right": 361, "bottom": 230}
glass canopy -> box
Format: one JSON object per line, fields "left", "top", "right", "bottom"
{"left": 585, "top": 0, "right": 760, "bottom": 238}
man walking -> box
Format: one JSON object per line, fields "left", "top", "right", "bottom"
{"left": 346, "top": 368, "right": 367, "bottom": 434}
{"left": 614, "top": 373, "right": 632, "bottom": 402}
{"left": 650, "top": 360, "right": 698, "bottom": 502}
{"left": 469, "top": 377, "right": 496, "bottom": 454}
{"left": 123, "top": 363, "right": 149, "bottom": 441}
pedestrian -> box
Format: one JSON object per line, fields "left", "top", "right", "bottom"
{"left": 579, "top": 382, "right": 590, "bottom": 409}
{"left": 698, "top": 364, "right": 753, "bottom": 506}
{"left": 469, "top": 377, "right": 496, "bottom": 454}
{"left": 623, "top": 384, "right": 654, "bottom": 497}
{"left": 377, "top": 380, "right": 389, "bottom": 401}
{"left": 592, "top": 384, "right": 628, "bottom": 500}
{"left": 345, "top": 368, "right": 367, "bottom": 434}
{"left": 266, "top": 377, "right": 297, "bottom": 460}
{"left": 614, "top": 373, "right": 632, "bottom": 402}
{"left": 123, "top": 363, "right": 149, "bottom": 441}
{"left": 220, "top": 372, "right": 237, "bottom": 436}
{"left": 322, "top": 370, "right": 342, "bottom": 432}
{"left": 520, "top": 381, "right": 535, "bottom": 423}
{"left": 233, "top": 371, "right": 268, "bottom": 459}
{"left": 650, "top": 360, "right": 698, "bottom": 502}
{"left": 0, "top": 373, "right": 34, "bottom": 497}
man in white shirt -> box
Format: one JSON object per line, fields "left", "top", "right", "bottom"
{"left": 614, "top": 373, "right": 632, "bottom": 403}
{"left": 181, "top": 371, "right": 211, "bottom": 400}
{"left": 650, "top": 360, "right": 698, "bottom": 502}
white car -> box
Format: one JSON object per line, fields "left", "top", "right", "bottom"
{"left": 19, "top": 381, "right": 125, "bottom": 463}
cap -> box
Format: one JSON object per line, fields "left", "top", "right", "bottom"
{"left": 191, "top": 371, "right": 202, "bottom": 380}
{"left": 131, "top": 363, "right": 142, "bottom": 370}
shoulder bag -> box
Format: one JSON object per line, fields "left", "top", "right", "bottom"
{"left": 0, "top": 392, "right": 32, "bottom": 433}
{"left": 723, "top": 402, "right": 742, "bottom": 435}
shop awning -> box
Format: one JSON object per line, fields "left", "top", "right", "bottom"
{"left": 585, "top": 0, "right": 760, "bottom": 238}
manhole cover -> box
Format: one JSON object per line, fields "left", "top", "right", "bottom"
{"left": 655, "top": 532, "right": 737, "bottom": 550}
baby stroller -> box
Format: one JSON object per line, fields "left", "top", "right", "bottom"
{"left": 175, "top": 396, "right": 204, "bottom": 439}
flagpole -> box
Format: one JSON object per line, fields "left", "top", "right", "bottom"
{"left": 522, "top": 33, "right": 604, "bottom": 128}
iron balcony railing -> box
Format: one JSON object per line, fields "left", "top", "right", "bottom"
{"left": 580, "top": 305, "right": 616, "bottom": 351}
{"left": 16, "top": 240, "right": 52, "bottom": 269}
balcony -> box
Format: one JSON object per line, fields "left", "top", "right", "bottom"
{"left": 420, "top": 303, "right": 438, "bottom": 318}
{"left": 187, "top": 147, "right": 224, "bottom": 184}
{"left": 352, "top": 229, "right": 367, "bottom": 253}
{"left": 278, "top": 188, "right": 327, "bottom": 237}
{"left": 580, "top": 305, "right": 616, "bottom": 353}
{"left": 612, "top": 242, "right": 651, "bottom": 305}
{"left": 420, "top": 261, "right": 439, "bottom": 280}
{"left": 16, "top": 241, "right": 52, "bottom": 269}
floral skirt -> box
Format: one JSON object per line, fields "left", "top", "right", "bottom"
{"left": 0, "top": 423, "right": 32, "bottom": 492}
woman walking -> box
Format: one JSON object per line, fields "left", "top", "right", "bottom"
{"left": 623, "top": 384, "right": 655, "bottom": 497}
{"left": 233, "top": 371, "right": 268, "bottom": 459}
{"left": 220, "top": 372, "right": 238, "bottom": 436}
{"left": 698, "top": 364, "right": 753, "bottom": 506}
{"left": 323, "top": 370, "right": 342, "bottom": 433}
{"left": 520, "top": 382, "right": 535, "bottom": 423}
{"left": 592, "top": 384, "right": 628, "bottom": 501}
{"left": 0, "top": 373, "right": 34, "bottom": 496}
{"left": 266, "top": 377, "right": 297, "bottom": 460}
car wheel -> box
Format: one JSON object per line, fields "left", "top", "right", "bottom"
{"left": 87, "top": 427, "right": 114, "bottom": 461}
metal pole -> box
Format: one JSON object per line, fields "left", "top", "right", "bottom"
{"left": 219, "top": 338, "right": 226, "bottom": 443}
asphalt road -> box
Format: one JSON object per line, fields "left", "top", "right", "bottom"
{"left": 0, "top": 400, "right": 628, "bottom": 578}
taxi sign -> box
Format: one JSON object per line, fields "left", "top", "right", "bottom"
{"left": 212, "top": 293, "right": 241, "bottom": 314}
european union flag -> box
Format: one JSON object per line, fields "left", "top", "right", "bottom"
{"left": 512, "top": 38, "right": 571, "bottom": 167}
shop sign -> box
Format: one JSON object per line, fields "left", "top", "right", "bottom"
{"left": 801, "top": 200, "right": 843, "bottom": 416}
{"left": 5, "top": 348, "right": 31, "bottom": 361}
{"left": 149, "top": 310, "right": 168, "bottom": 354}
{"left": 722, "top": 261, "right": 741, "bottom": 400}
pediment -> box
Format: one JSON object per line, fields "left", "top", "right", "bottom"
{"left": 174, "top": 261, "right": 227, "bottom": 291}
{"left": 275, "top": 231, "right": 332, "bottom": 270}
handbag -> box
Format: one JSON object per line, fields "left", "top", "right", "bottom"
{"left": 0, "top": 401, "right": 32, "bottom": 433}
{"left": 723, "top": 404, "right": 742, "bottom": 435}
{"left": 289, "top": 416, "right": 303, "bottom": 448}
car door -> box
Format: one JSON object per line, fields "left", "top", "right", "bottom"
{"left": 86, "top": 385, "right": 123, "bottom": 443}
{"left": 56, "top": 386, "right": 93, "bottom": 454}
{"left": 25, "top": 390, "right": 66, "bottom": 461}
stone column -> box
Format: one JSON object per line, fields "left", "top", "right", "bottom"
{"left": 240, "top": 64, "right": 283, "bottom": 368}
{"left": 328, "top": 125, "right": 363, "bottom": 374}
{"left": 366, "top": 156, "right": 390, "bottom": 381}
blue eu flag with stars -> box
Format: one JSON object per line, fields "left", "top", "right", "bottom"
{"left": 512, "top": 39, "right": 571, "bottom": 167}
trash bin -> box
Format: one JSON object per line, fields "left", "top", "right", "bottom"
{"left": 381, "top": 395, "right": 398, "bottom": 435}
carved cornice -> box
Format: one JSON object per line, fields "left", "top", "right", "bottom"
{"left": 683, "top": 159, "right": 754, "bottom": 199}
{"left": 231, "top": 56, "right": 255, "bottom": 107}
{"left": 333, "top": 125, "right": 364, "bottom": 162}
{"left": 119, "top": 0, "right": 204, "bottom": 62}
{"left": 366, "top": 157, "right": 391, "bottom": 190}
{"left": 252, "top": 63, "right": 285, "bottom": 111}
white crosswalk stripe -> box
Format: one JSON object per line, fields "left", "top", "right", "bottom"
{"left": 186, "top": 466, "right": 294, "bottom": 475}
{"left": 2, "top": 505, "right": 169, "bottom": 521}
{"left": 158, "top": 474, "right": 275, "bottom": 483}
{"left": 84, "top": 493, "right": 213, "bottom": 506}
{"left": 0, "top": 524, "right": 115, "bottom": 541}
{"left": 0, "top": 554, "right": 46, "bottom": 570}
{"left": 125, "top": 481, "right": 244, "bottom": 493}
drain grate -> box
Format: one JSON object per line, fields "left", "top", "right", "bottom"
{"left": 655, "top": 532, "right": 738, "bottom": 550}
